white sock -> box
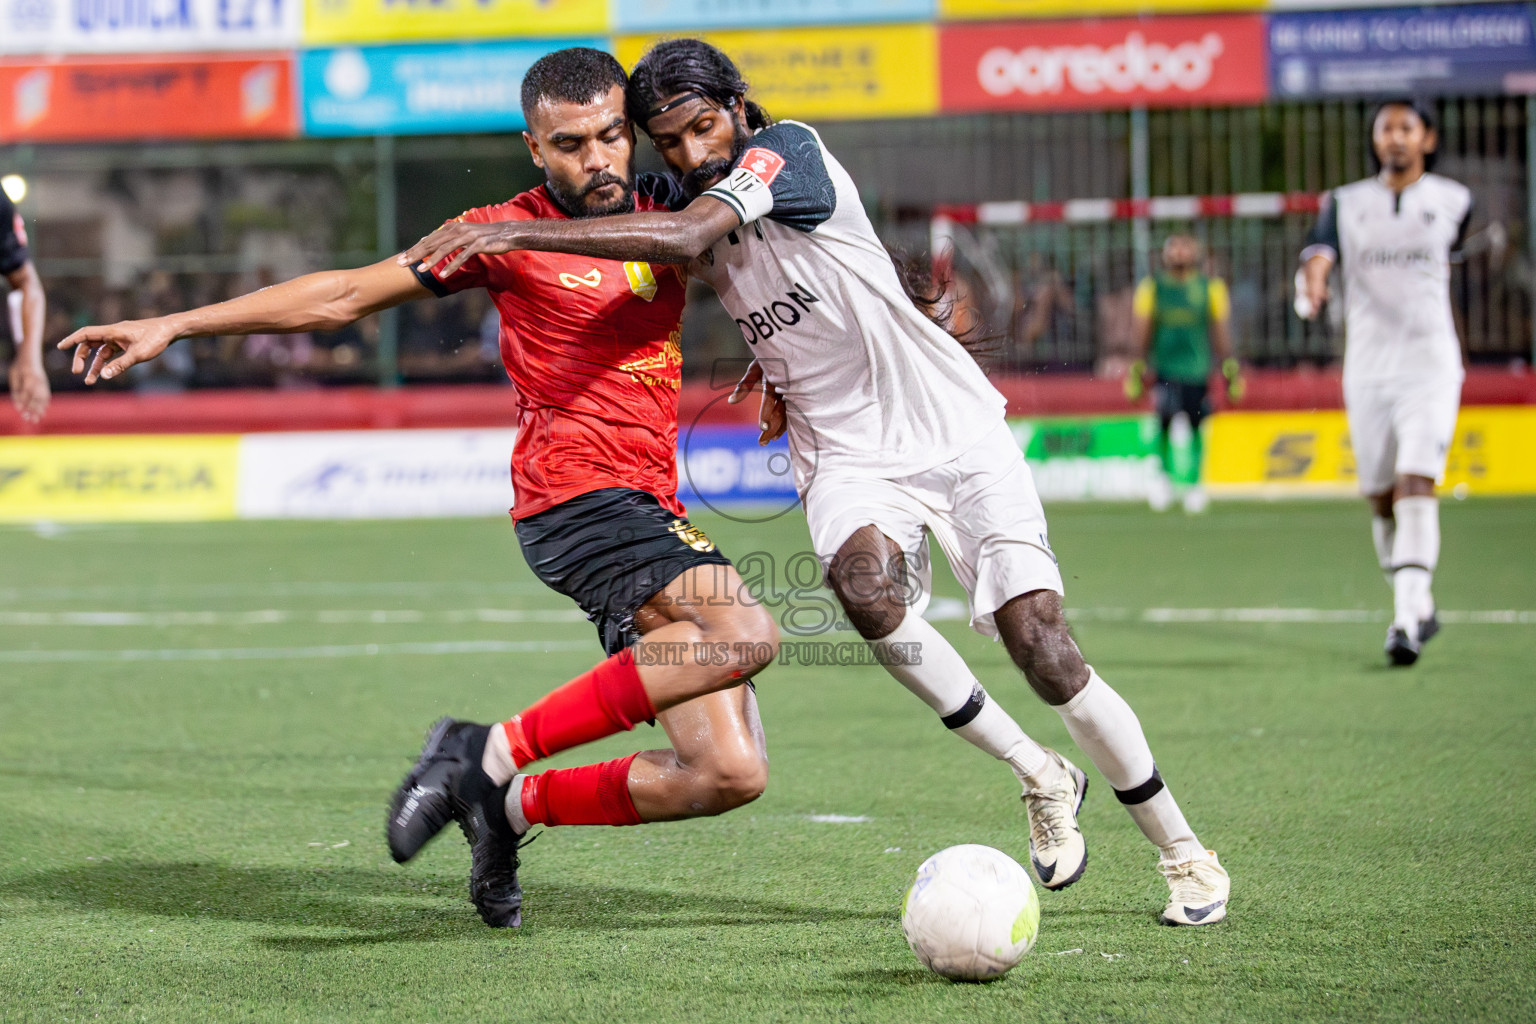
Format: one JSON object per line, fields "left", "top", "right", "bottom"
{"left": 1371, "top": 515, "right": 1396, "bottom": 588}
{"left": 482, "top": 724, "right": 517, "bottom": 787}
{"left": 505, "top": 774, "right": 531, "bottom": 833}
{"left": 1391, "top": 496, "right": 1440, "bottom": 629}
{"left": 872, "top": 613, "right": 1048, "bottom": 780}
{"left": 1055, "top": 668, "right": 1201, "bottom": 860}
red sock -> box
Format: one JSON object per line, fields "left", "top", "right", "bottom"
{"left": 501, "top": 649, "right": 654, "bottom": 769}
{"left": 521, "top": 754, "right": 644, "bottom": 827}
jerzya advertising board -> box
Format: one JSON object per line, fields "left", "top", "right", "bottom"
{"left": 940, "top": 15, "right": 1268, "bottom": 112}
{"left": 0, "top": 54, "right": 295, "bottom": 142}
{"left": 0, "top": 0, "right": 300, "bottom": 55}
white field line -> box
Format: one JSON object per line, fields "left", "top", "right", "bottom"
{"left": 1133, "top": 608, "right": 1536, "bottom": 624}
{"left": 925, "top": 604, "right": 1536, "bottom": 625}
{"left": 0, "top": 608, "right": 588, "bottom": 627}
{"left": 3, "top": 606, "right": 1533, "bottom": 630}
{"left": 0, "top": 640, "right": 594, "bottom": 664}
{"left": 0, "top": 581, "right": 548, "bottom": 602}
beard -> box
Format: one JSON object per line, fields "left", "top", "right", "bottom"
{"left": 679, "top": 116, "right": 751, "bottom": 201}
{"left": 546, "top": 169, "right": 636, "bottom": 219}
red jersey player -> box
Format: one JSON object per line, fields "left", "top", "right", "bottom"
{"left": 59, "top": 49, "right": 779, "bottom": 929}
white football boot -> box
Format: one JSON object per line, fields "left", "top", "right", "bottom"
{"left": 1021, "top": 749, "right": 1089, "bottom": 891}
{"left": 1159, "top": 849, "right": 1230, "bottom": 926}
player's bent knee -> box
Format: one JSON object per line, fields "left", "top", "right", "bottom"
{"left": 700, "top": 756, "right": 769, "bottom": 813}
{"left": 729, "top": 604, "right": 780, "bottom": 674}
{"left": 996, "top": 591, "right": 1088, "bottom": 702}
{"left": 828, "top": 569, "right": 906, "bottom": 638}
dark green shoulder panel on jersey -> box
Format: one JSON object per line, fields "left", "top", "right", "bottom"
{"left": 0, "top": 191, "right": 28, "bottom": 277}
{"left": 741, "top": 122, "right": 837, "bottom": 232}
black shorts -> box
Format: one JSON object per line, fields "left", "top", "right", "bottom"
{"left": 515, "top": 488, "right": 734, "bottom": 656}
{"left": 1155, "top": 380, "right": 1211, "bottom": 429}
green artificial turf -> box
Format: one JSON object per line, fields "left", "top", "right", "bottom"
{"left": 1, "top": 499, "right": 1533, "bottom": 1023}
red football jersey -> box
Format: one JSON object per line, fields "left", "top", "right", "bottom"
{"left": 414, "top": 177, "right": 688, "bottom": 520}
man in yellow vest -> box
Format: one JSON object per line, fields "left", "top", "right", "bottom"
{"left": 1127, "top": 234, "right": 1242, "bottom": 513}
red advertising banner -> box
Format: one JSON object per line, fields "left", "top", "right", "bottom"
{"left": 940, "top": 15, "right": 1267, "bottom": 112}
{"left": 0, "top": 55, "right": 296, "bottom": 143}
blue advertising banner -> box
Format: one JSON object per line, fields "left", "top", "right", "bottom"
{"left": 613, "top": 0, "right": 932, "bottom": 33}
{"left": 1269, "top": 2, "right": 1536, "bottom": 99}
{"left": 676, "top": 425, "right": 800, "bottom": 515}
{"left": 300, "top": 39, "right": 602, "bottom": 137}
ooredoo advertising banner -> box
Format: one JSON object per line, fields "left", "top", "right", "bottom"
{"left": 0, "top": 54, "right": 296, "bottom": 142}
{"left": 939, "top": 15, "right": 1268, "bottom": 112}
{"left": 0, "top": 0, "right": 300, "bottom": 55}
{"left": 1268, "top": 2, "right": 1536, "bottom": 99}
{"left": 940, "top": 0, "right": 1260, "bottom": 17}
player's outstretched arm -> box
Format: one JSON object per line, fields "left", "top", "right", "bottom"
{"left": 399, "top": 198, "right": 741, "bottom": 281}
{"left": 59, "top": 259, "right": 429, "bottom": 385}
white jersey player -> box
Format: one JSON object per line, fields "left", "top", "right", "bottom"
{"left": 1300, "top": 100, "right": 1471, "bottom": 666}
{"left": 401, "top": 39, "right": 1230, "bottom": 926}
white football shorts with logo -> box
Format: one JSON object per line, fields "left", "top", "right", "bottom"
{"left": 801, "top": 420, "right": 1063, "bottom": 638}
{"left": 1345, "top": 375, "right": 1462, "bottom": 495}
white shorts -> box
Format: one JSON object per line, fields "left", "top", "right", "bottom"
{"left": 801, "top": 421, "right": 1063, "bottom": 638}
{"left": 1345, "top": 376, "right": 1462, "bottom": 496}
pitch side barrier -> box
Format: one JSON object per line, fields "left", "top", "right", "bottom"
{"left": 0, "top": 374, "right": 1532, "bottom": 520}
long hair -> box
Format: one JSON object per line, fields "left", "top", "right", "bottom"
{"left": 890, "top": 247, "right": 1004, "bottom": 372}
{"left": 626, "top": 38, "right": 773, "bottom": 132}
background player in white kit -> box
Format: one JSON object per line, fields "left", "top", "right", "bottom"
{"left": 401, "top": 39, "right": 1230, "bottom": 926}
{"left": 1299, "top": 100, "right": 1471, "bottom": 666}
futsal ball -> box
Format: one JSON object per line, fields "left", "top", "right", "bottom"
{"left": 901, "top": 844, "right": 1040, "bottom": 981}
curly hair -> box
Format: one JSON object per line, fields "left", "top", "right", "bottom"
{"left": 520, "top": 48, "right": 627, "bottom": 123}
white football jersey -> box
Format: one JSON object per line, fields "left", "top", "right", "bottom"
{"left": 1303, "top": 173, "right": 1472, "bottom": 387}
{"left": 693, "top": 120, "right": 1005, "bottom": 489}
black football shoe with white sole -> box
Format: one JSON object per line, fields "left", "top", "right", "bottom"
{"left": 387, "top": 717, "right": 487, "bottom": 863}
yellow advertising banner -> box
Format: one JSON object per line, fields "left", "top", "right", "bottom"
{"left": 939, "top": 0, "right": 1263, "bottom": 17}
{"left": 0, "top": 435, "right": 240, "bottom": 522}
{"left": 614, "top": 24, "right": 938, "bottom": 121}
{"left": 304, "top": 0, "right": 608, "bottom": 45}
{"left": 1205, "top": 407, "right": 1536, "bottom": 497}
